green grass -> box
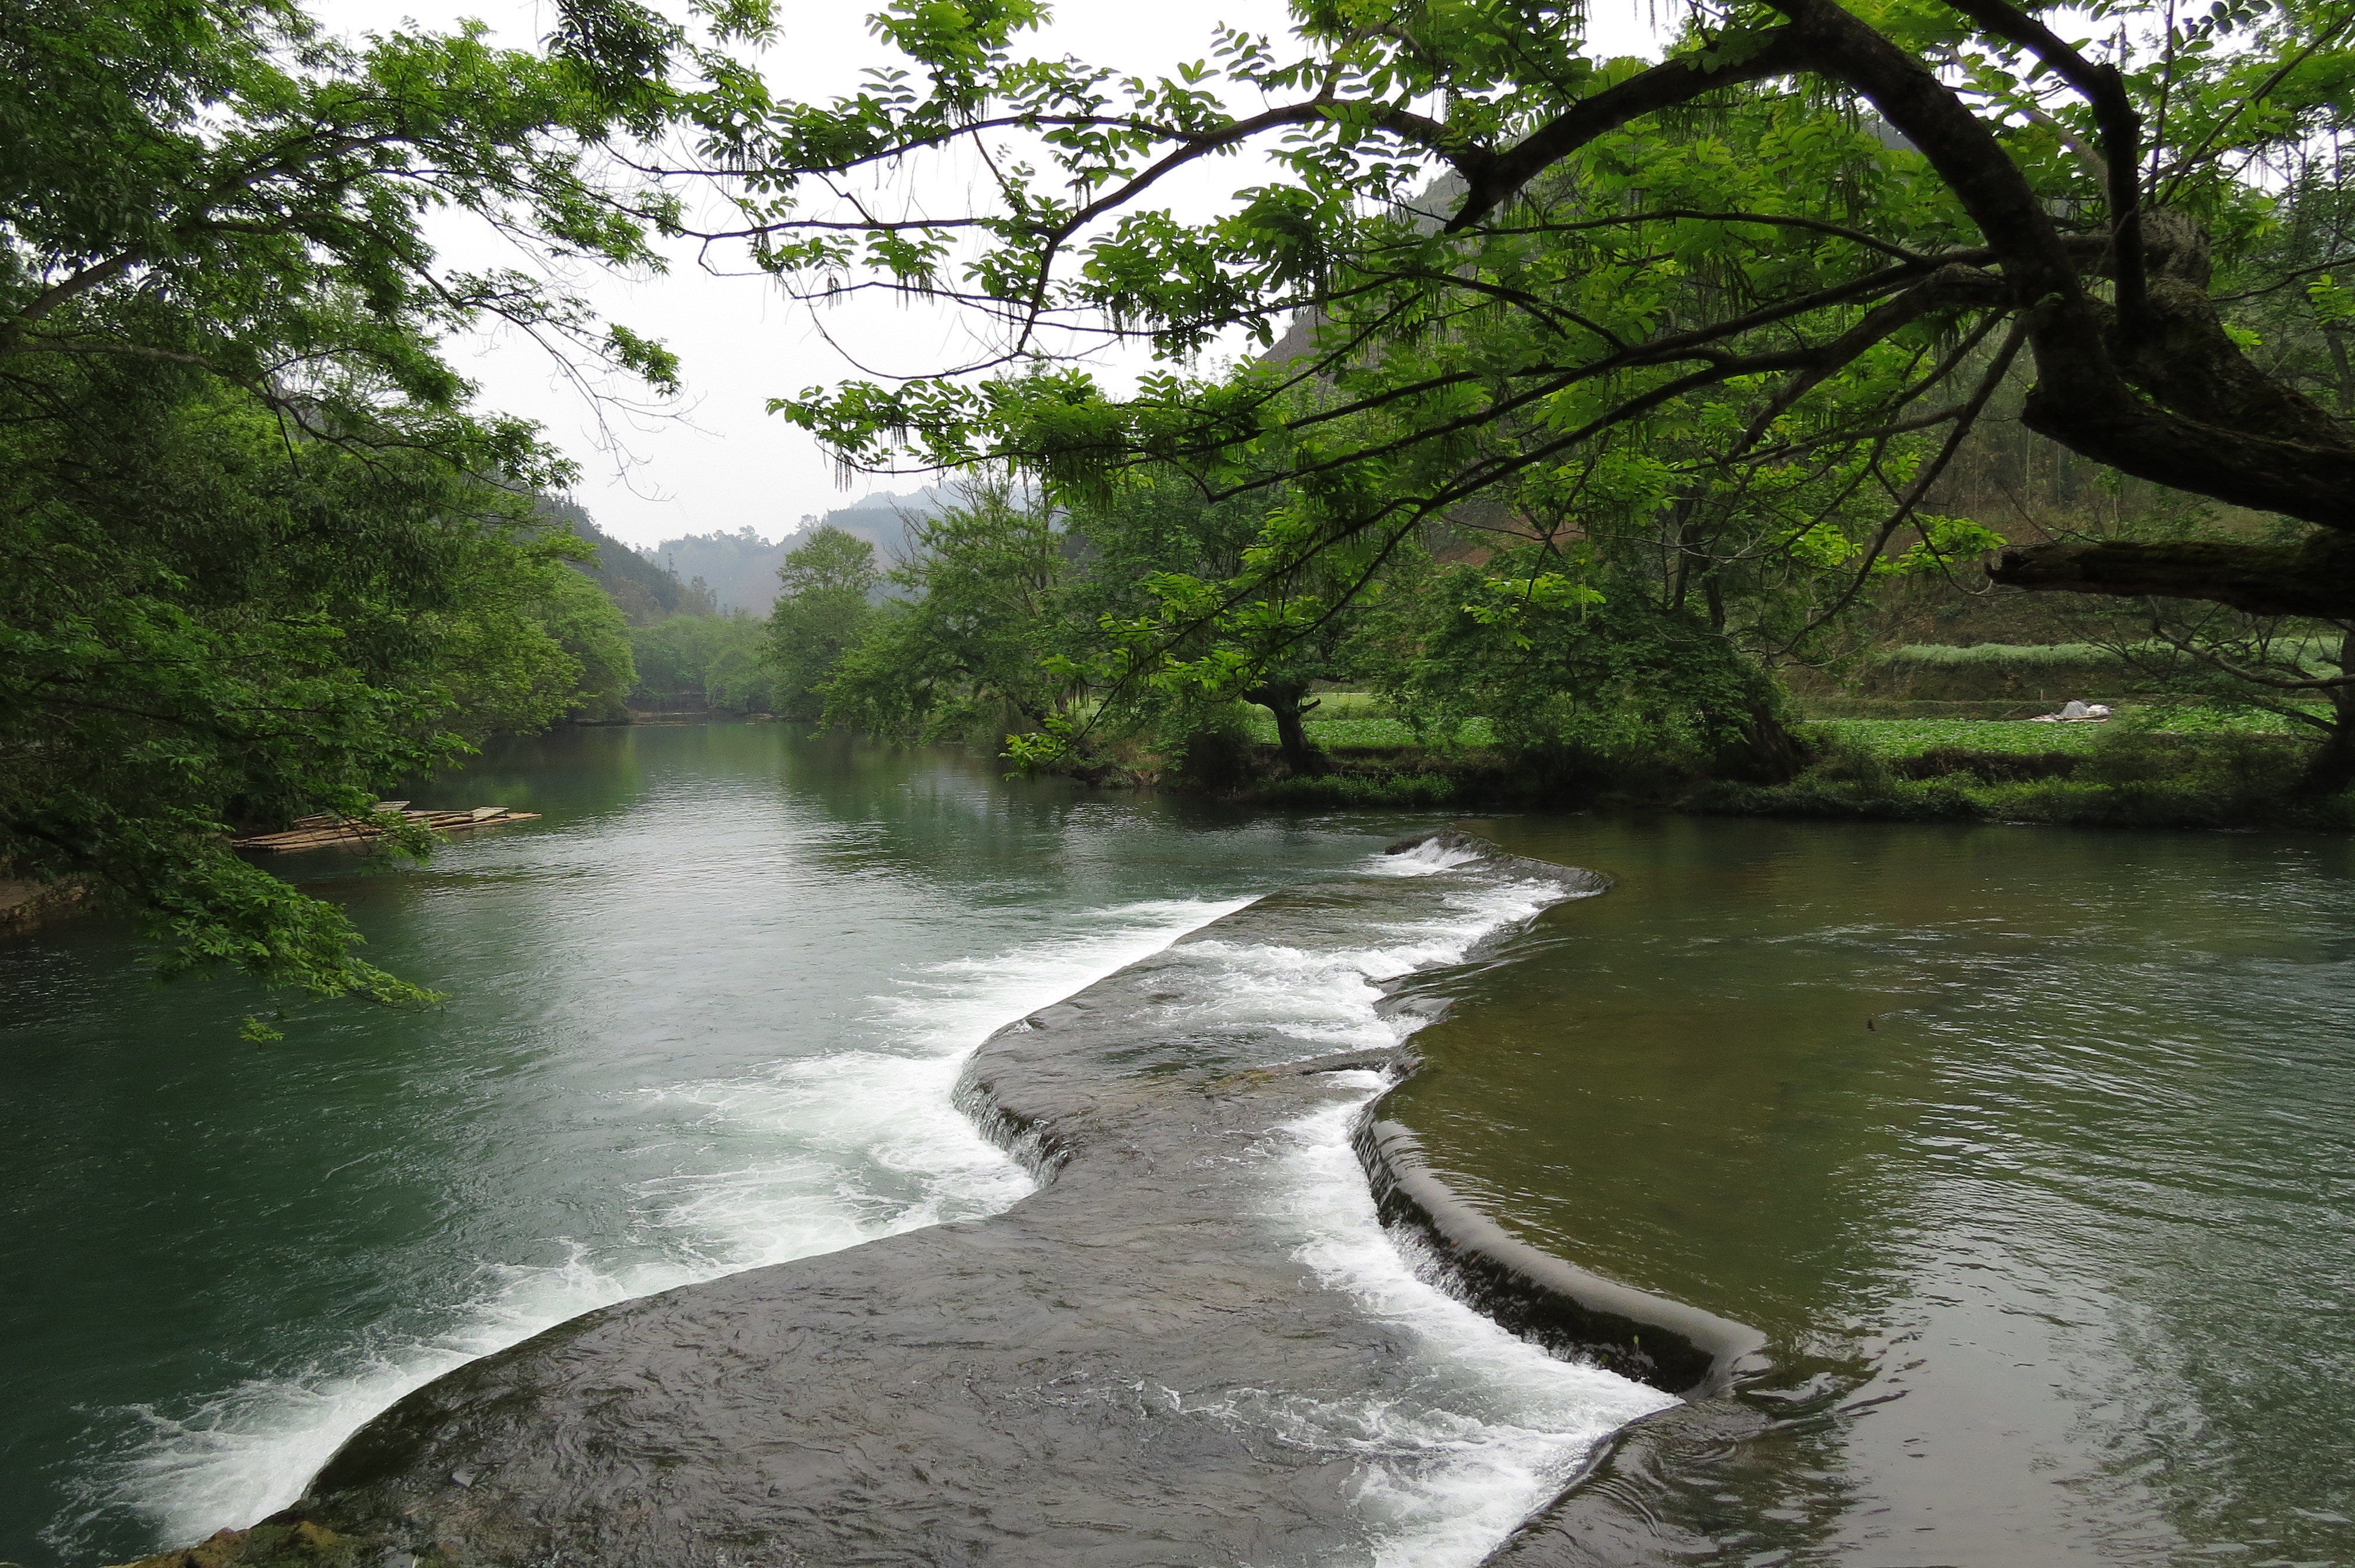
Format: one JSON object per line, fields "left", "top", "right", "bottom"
{"left": 1817, "top": 717, "right": 2119, "bottom": 756}
{"left": 1820, "top": 707, "right": 2307, "bottom": 759}
{"left": 1238, "top": 696, "right": 1494, "bottom": 751}
{"left": 1880, "top": 638, "right": 2339, "bottom": 667}
{"left": 1229, "top": 699, "right": 2304, "bottom": 760}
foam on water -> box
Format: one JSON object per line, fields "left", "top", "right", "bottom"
{"left": 74, "top": 850, "right": 1644, "bottom": 1567}
{"left": 1272, "top": 1085, "right": 1677, "bottom": 1568}
{"left": 67, "top": 897, "right": 1246, "bottom": 1554}
{"left": 1364, "top": 836, "right": 1492, "bottom": 877}
{"left": 1165, "top": 849, "right": 1665, "bottom": 1567}
{"left": 1166, "top": 858, "right": 1575, "bottom": 1055}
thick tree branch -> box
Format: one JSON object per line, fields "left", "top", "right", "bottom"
{"left": 1939, "top": 0, "right": 2147, "bottom": 324}
{"left": 1989, "top": 533, "right": 2355, "bottom": 617}
{"left": 1442, "top": 28, "right": 1825, "bottom": 232}
{"left": 1767, "top": 0, "right": 2355, "bottom": 531}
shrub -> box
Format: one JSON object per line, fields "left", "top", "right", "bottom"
{"left": 1892, "top": 748, "right": 2082, "bottom": 783}
{"left": 1251, "top": 772, "right": 1461, "bottom": 808}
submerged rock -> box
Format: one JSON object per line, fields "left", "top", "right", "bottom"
{"left": 97, "top": 1520, "right": 354, "bottom": 1568}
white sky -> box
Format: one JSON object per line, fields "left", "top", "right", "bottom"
{"left": 316, "top": 1, "right": 1669, "bottom": 547}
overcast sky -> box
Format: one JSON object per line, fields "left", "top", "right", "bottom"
{"left": 316, "top": 1, "right": 1667, "bottom": 548}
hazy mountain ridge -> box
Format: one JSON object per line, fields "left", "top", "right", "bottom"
{"left": 641, "top": 488, "right": 948, "bottom": 616}
{"left": 542, "top": 496, "right": 714, "bottom": 626}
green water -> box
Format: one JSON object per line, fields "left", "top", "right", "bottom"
{"left": 1394, "top": 815, "right": 2355, "bottom": 1564}
{"left": 4, "top": 729, "right": 2350, "bottom": 1568}
{"left": 0, "top": 725, "right": 1414, "bottom": 1566}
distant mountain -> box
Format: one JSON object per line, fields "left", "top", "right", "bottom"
{"left": 540, "top": 496, "right": 715, "bottom": 626}
{"left": 641, "top": 528, "right": 788, "bottom": 617}
{"left": 795, "top": 485, "right": 951, "bottom": 569}
{"left": 644, "top": 486, "right": 951, "bottom": 616}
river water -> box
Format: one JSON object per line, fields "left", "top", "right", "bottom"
{"left": 1, "top": 727, "right": 2349, "bottom": 1566}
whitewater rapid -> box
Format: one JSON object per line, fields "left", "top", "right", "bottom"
{"left": 73, "top": 898, "right": 1248, "bottom": 1550}
{"left": 74, "top": 839, "right": 1670, "bottom": 1568}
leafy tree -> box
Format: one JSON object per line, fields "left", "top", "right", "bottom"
{"left": 631, "top": 610, "right": 771, "bottom": 712}
{"left": 652, "top": 0, "right": 2355, "bottom": 715}
{"left": 1056, "top": 466, "right": 1376, "bottom": 776}
{"left": 821, "top": 479, "right": 1073, "bottom": 739}
{"left": 538, "top": 567, "right": 639, "bottom": 722}
{"left": 1, "top": 368, "right": 622, "bottom": 1015}
{"left": 763, "top": 526, "right": 880, "bottom": 719}
{"left": 0, "top": 0, "right": 701, "bottom": 1009}
{"left": 1377, "top": 546, "right": 1808, "bottom": 781}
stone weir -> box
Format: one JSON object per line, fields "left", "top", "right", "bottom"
{"left": 199, "top": 832, "right": 1758, "bottom": 1568}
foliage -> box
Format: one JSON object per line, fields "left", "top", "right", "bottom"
{"left": 1041, "top": 464, "right": 1387, "bottom": 775}
{"left": 1700, "top": 727, "right": 2351, "bottom": 829}
{"left": 548, "top": 497, "right": 718, "bottom": 626}
{"left": 536, "top": 566, "right": 638, "bottom": 721}
{"left": 630, "top": 611, "right": 771, "bottom": 712}
{"left": 1237, "top": 712, "right": 1499, "bottom": 750}
{"left": 626, "top": 0, "right": 2355, "bottom": 716}
{"left": 764, "top": 526, "right": 880, "bottom": 720}
{"left": 821, "top": 480, "right": 1074, "bottom": 740}
{"left": 0, "top": 367, "right": 614, "bottom": 1013}
{"left": 1249, "top": 772, "right": 1461, "bottom": 808}
{"left": 1368, "top": 547, "right": 1809, "bottom": 780}
{"left": 0, "top": 0, "right": 683, "bottom": 1008}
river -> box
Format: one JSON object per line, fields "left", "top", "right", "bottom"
{"left": 1, "top": 725, "right": 2348, "bottom": 1566}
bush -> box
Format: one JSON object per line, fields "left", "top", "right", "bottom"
{"left": 1250, "top": 772, "right": 1461, "bottom": 808}
{"left": 1698, "top": 725, "right": 2347, "bottom": 830}
{"left": 1163, "top": 705, "right": 1258, "bottom": 791}
{"left": 1891, "top": 747, "right": 2082, "bottom": 783}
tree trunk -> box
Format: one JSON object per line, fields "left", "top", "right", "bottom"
{"left": 2298, "top": 634, "right": 2355, "bottom": 797}
{"left": 1246, "top": 680, "right": 1324, "bottom": 776}
{"left": 1729, "top": 686, "right": 1812, "bottom": 783}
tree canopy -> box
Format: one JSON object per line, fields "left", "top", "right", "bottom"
{"left": 637, "top": 0, "right": 2355, "bottom": 636}
{"left": 15, "top": 0, "right": 2355, "bottom": 1014}
{"left": 0, "top": 0, "right": 684, "bottom": 1013}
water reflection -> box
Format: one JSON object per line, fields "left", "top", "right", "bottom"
{"left": 1402, "top": 816, "right": 2355, "bottom": 1566}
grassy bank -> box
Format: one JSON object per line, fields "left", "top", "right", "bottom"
{"left": 1218, "top": 699, "right": 2353, "bottom": 830}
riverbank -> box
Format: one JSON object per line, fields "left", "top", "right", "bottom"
{"left": 0, "top": 877, "right": 87, "bottom": 934}
{"left": 1208, "top": 705, "right": 2355, "bottom": 832}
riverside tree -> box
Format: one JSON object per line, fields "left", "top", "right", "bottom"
{"left": 820, "top": 478, "right": 1079, "bottom": 739}
{"left": 763, "top": 526, "right": 882, "bottom": 718}
{"left": 0, "top": 0, "right": 699, "bottom": 1011}
{"left": 1053, "top": 464, "right": 1382, "bottom": 778}
{"left": 628, "top": 0, "right": 2355, "bottom": 760}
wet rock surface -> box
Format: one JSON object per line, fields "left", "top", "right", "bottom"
{"left": 255, "top": 833, "right": 1726, "bottom": 1568}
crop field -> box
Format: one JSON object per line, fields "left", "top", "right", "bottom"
{"left": 1236, "top": 700, "right": 2307, "bottom": 759}
{"left": 1823, "top": 707, "right": 2307, "bottom": 757}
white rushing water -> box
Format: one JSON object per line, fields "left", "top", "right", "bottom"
{"left": 1275, "top": 1084, "right": 1676, "bottom": 1568}
{"left": 1145, "top": 846, "right": 1676, "bottom": 1567}
{"left": 75, "top": 846, "right": 1664, "bottom": 1568}
{"left": 75, "top": 897, "right": 1249, "bottom": 1551}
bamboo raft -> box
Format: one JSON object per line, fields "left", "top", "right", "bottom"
{"left": 233, "top": 802, "right": 540, "bottom": 853}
